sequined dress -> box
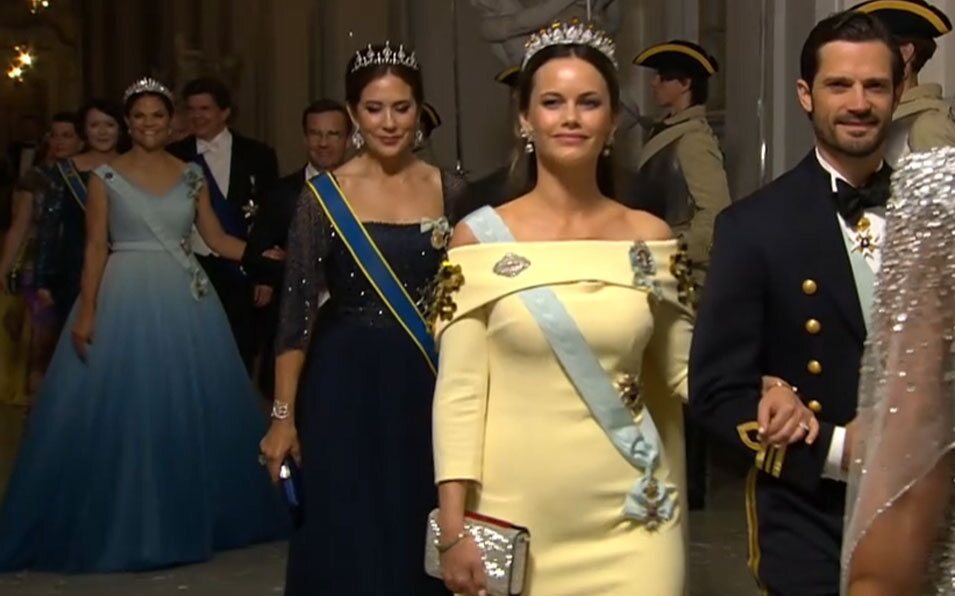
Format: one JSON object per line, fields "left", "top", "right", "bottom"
{"left": 278, "top": 171, "right": 464, "bottom": 596}
{"left": 0, "top": 163, "right": 285, "bottom": 573}
{"left": 842, "top": 147, "right": 955, "bottom": 594}
{"left": 34, "top": 161, "right": 88, "bottom": 324}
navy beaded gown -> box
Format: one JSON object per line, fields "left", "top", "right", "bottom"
{"left": 34, "top": 161, "right": 89, "bottom": 324}
{"left": 278, "top": 171, "right": 464, "bottom": 596}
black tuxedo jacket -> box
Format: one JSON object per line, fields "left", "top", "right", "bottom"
{"left": 166, "top": 132, "right": 279, "bottom": 237}
{"left": 689, "top": 151, "right": 872, "bottom": 594}
{"left": 241, "top": 167, "right": 306, "bottom": 287}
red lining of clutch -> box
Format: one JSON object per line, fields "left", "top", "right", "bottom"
{"left": 465, "top": 511, "right": 526, "bottom": 531}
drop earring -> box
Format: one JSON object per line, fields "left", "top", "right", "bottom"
{"left": 522, "top": 129, "right": 535, "bottom": 154}
{"left": 351, "top": 128, "right": 365, "bottom": 151}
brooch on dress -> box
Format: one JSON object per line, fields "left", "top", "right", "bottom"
{"left": 630, "top": 242, "right": 662, "bottom": 299}
{"left": 183, "top": 167, "right": 204, "bottom": 202}
{"left": 422, "top": 260, "right": 465, "bottom": 333}
{"left": 420, "top": 217, "right": 452, "bottom": 250}
{"left": 493, "top": 252, "right": 531, "bottom": 278}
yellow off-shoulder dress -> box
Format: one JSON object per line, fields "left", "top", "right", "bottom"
{"left": 432, "top": 239, "right": 695, "bottom": 596}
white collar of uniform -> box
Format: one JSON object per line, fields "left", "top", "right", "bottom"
{"left": 814, "top": 147, "right": 885, "bottom": 193}
{"left": 197, "top": 127, "right": 233, "bottom": 154}
{"left": 304, "top": 162, "right": 322, "bottom": 181}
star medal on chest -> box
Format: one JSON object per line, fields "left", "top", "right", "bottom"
{"left": 242, "top": 175, "right": 259, "bottom": 222}
{"left": 851, "top": 216, "right": 878, "bottom": 260}
{"left": 242, "top": 198, "right": 258, "bottom": 221}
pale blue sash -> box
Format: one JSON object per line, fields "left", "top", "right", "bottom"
{"left": 98, "top": 165, "right": 210, "bottom": 301}
{"left": 839, "top": 223, "right": 875, "bottom": 333}
{"left": 463, "top": 206, "right": 677, "bottom": 528}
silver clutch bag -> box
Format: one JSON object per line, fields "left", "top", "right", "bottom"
{"left": 424, "top": 508, "right": 530, "bottom": 596}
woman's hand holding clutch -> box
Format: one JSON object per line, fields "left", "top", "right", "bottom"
{"left": 438, "top": 523, "right": 488, "bottom": 596}
{"left": 259, "top": 419, "right": 301, "bottom": 484}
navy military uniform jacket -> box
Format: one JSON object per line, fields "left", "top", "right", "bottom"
{"left": 689, "top": 152, "right": 870, "bottom": 595}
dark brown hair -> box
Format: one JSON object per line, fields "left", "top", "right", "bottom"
{"left": 800, "top": 10, "right": 904, "bottom": 87}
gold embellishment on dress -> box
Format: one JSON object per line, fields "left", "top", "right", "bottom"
{"left": 614, "top": 373, "right": 643, "bottom": 415}
{"left": 851, "top": 216, "right": 879, "bottom": 260}
{"left": 493, "top": 252, "right": 530, "bottom": 278}
{"left": 669, "top": 239, "right": 699, "bottom": 310}
{"left": 422, "top": 260, "right": 465, "bottom": 333}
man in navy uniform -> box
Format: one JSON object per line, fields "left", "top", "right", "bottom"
{"left": 689, "top": 10, "right": 902, "bottom": 596}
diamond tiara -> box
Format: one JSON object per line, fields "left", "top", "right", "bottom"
{"left": 523, "top": 19, "right": 617, "bottom": 68}
{"left": 123, "top": 77, "right": 174, "bottom": 104}
{"left": 350, "top": 41, "right": 419, "bottom": 73}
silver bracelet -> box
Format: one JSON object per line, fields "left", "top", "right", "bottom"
{"left": 271, "top": 400, "right": 291, "bottom": 420}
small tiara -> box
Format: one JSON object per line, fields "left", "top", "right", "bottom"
{"left": 350, "top": 41, "right": 419, "bottom": 73}
{"left": 523, "top": 19, "right": 617, "bottom": 68}
{"left": 123, "top": 77, "right": 174, "bottom": 104}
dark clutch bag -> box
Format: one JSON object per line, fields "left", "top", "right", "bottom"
{"left": 279, "top": 457, "right": 303, "bottom": 528}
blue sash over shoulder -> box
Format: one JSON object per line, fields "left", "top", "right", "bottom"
{"left": 193, "top": 154, "right": 246, "bottom": 239}
{"left": 56, "top": 159, "right": 88, "bottom": 211}
{"left": 306, "top": 172, "right": 438, "bottom": 374}
{"left": 462, "top": 206, "right": 678, "bottom": 529}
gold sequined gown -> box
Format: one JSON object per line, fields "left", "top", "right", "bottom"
{"left": 433, "top": 239, "right": 694, "bottom": 596}
{"left": 843, "top": 146, "right": 955, "bottom": 594}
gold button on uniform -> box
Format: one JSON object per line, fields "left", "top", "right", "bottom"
{"left": 808, "top": 400, "right": 822, "bottom": 414}
{"left": 802, "top": 279, "right": 818, "bottom": 295}
{"left": 805, "top": 319, "right": 822, "bottom": 334}
{"left": 807, "top": 360, "right": 823, "bottom": 375}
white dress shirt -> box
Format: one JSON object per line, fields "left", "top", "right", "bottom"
{"left": 813, "top": 148, "right": 886, "bottom": 482}
{"left": 191, "top": 128, "right": 234, "bottom": 256}
{"left": 304, "top": 162, "right": 321, "bottom": 182}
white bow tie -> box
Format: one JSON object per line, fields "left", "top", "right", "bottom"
{"left": 198, "top": 139, "right": 219, "bottom": 154}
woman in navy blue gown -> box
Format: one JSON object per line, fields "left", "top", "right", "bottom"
{"left": 258, "top": 43, "right": 464, "bottom": 595}
{"left": 0, "top": 78, "right": 285, "bottom": 573}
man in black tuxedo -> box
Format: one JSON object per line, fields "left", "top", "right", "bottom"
{"left": 241, "top": 99, "right": 350, "bottom": 396}
{"left": 167, "top": 77, "right": 279, "bottom": 374}
{"left": 689, "top": 11, "right": 902, "bottom": 596}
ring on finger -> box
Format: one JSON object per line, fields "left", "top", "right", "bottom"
{"left": 257, "top": 454, "right": 267, "bottom": 466}
{"left": 798, "top": 421, "right": 810, "bottom": 432}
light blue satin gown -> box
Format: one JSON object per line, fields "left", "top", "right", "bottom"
{"left": 0, "top": 163, "right": 285, "bottom": 573}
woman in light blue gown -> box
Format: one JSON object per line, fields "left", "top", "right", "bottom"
{"left": 0, "top": 78, "right": 285, "bottom": 573}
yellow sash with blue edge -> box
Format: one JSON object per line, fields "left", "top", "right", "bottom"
{"left": 306, "top": 173, "right": 438, "bottom": 374}
{"left": 56, "top": 159, "right": 88, "bottom": 211}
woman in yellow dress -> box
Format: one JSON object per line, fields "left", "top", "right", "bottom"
{"left": 431, "top": 21, "right": 695, "bottom": 596}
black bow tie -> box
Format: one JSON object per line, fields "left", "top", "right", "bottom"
{"left": 833, "top": 168, "right": 890, "bottom": 226}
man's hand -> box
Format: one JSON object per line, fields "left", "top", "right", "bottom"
{"left": 759, "top": 376, "right": 819, "bottom": 447}
{"left": 254, "top": 284, "right": 273, "bottom": 307}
